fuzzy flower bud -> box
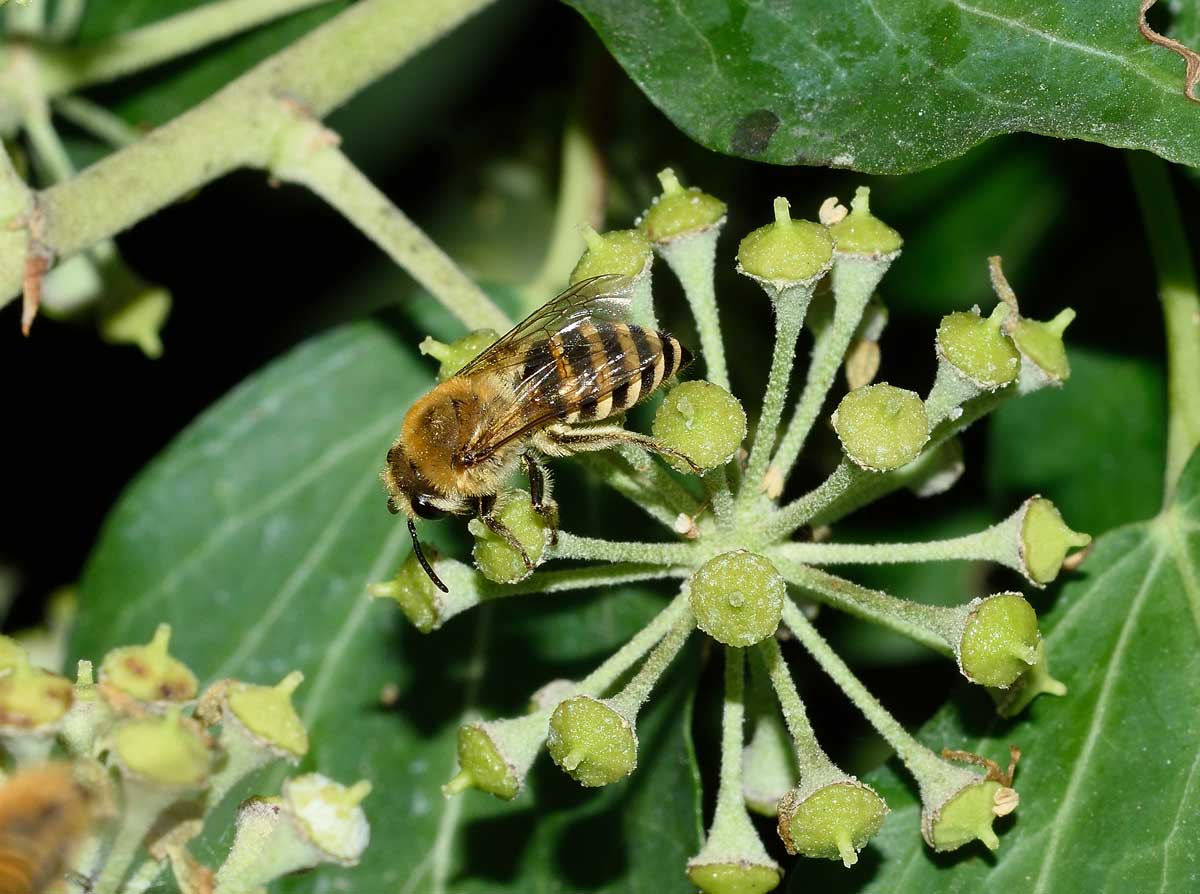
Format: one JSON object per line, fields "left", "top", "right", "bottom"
{"left": 937, "top": 303, "right": 1021, "bottom": 390}
{"left": 827, "top": 187, "right": 902, "bottom": 257}
{"left": 369, "top": 551, "right": 480, "bottom": 633}
{"left": 100, "top": 623, "right": 198, "bottom": 707}
{"left": 444, "top": 711, "right": 549, "bottom": 800}
{"left": 469, "top": 489, "right": 548, "bottom": 584}
{"left": 652, "top": 381, "right": 747, "bottom": 473}
{"left": 777, "top": 774, "right": 888, "bottom": 866}
{"left": 956, "top": 593, "right": 1040, "bottom": 688}
{"left": 690, "top": 551, "right": 785, "bottom": 647}
{"left": 419, "top": 329, "right": 499, "bottom": 381}
{"left": 113, "top": 707, "right": 210, "bottom": 787}
{"left": 640, "top": 168, "right": 727, "bottom": 242}
{"left": 832, "top": 383, "right": 930, "bottom": 471}
{"left": 547, "top": 695, "right": 638, "bottom": 787}
{"left": 1020, "top": 496, "right": 1092, "bottom": 585}
{"left": 0, "top": 654, "right": 73, "bottom": 764}
{"left": 571, "top": 226, "right": 653, "bottom": 284}
{"left": 736, "top": 197, "right": 834, "bottom": 298}
{"left": 1011, "top": 308, "right": 1075, "bottom": 385}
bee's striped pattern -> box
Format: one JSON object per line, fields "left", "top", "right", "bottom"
{"left": 0, "top": 764, "right": 89, "bottom": 894}
{"left": 534, "top": 321, "right": 690, "bottom": 425}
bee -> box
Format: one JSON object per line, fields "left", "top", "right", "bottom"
{"left": 0, "top": 763, "right": 91, "bottom": 894}
{"left": 384, "top": 274, "right": 699, "bottom": 592}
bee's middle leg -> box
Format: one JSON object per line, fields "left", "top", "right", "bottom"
{"left": 534, "top": 424, "right": 704, "bottom": 476}
{"left": 478, "top": 494, "right": 535, "bottom": 570}
{"left": 521, "top": 452, "right": 559, "bottom": 546}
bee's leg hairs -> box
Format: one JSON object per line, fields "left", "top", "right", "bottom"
{"left": 522, "top": 452, "right": 559, "bottom": 546}
{"left": 534, "top": 424, "right": 703, "bottom": 476}
{"left": 478, "top": 494, "right": 535, "bottom": 570}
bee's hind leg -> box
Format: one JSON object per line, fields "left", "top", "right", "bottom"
{"left": 478, "top": 494, "right": 535, "bottom": 571}
{"left": 535, "top": 424, "right": 704, "bottom": 476}
{"left": 522, "top": 452, "right": 559, "bottom": 546}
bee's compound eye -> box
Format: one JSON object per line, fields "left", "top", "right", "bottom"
{"left": 413, "top": 494, "right": 447, "bottom": 520}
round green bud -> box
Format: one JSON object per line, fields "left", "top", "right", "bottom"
{"left": 936, "top": 304, "right": 1020, "bottom": 388}
{"left": 1011, "top": 308, "right": 1075, "bottom": 381}
{"left": 547, "top": 695, "right": 637, "bottom": 787}
{"left": 0, "top": 636, "right": 26, "bottom": 672}
{"left": 652, "top": 381, "right": 747, "bottom": 473}
{"left": 226, "top": 671, "right": 308, "bottom": 759}
{"left": 448, "top": 723, "right": 522, "bottom": 800}
{"left": 419, "top": 330, "right": 499, "bottom": 381}
{"left": 570, "top": 227, "right": 652, "bottom": 284}
{"left": 831, "top": 383, "right": 929, "bottom": 472}
{"left": 737, "top": 198, "right": 834, "bottom": 285}
{"left": 368, "top": 547, "right": 446, "bottom": 633}
{"left": 640, "top": 168, "right": 727, "bottom": 242}
{"left": 828, "top": 187, "right": 902, "bottom": 256}
{"left": 689, "top": 551, "right": 785, "bottom": 647}
{"left": 113, "top": 707, "right": 211, "bottom": 786}
{"left": 0, "top": 658, "right": 73, "bottom": 729}
{"left": 777, "top": 780, "right": 888, "bottom": 866}
{"left": 469, "top": 489, "right": 547, "bottom": 584}
{"left": 100, "top": 623, "right": 198, "bottom": 704}
{"left": 284, "top": 774, "right": 372, "bottom": 865}
{"left": 686, "top": 862, "right": 782, "bottom": 894}
{"left": 924, "top": 779, "right": 1005, "bottom": 852}
{"left": 1020, "top": 497, "right": 1091, "bottom": 585}
{"left": 957, "top": 593, "right": 1040, "bottom": 688}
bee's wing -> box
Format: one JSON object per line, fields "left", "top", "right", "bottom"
{"left": 456, "top": 274, "right": 631, "bottom": 377}
{"left": 462, "top": 317, "right": 669, "bottom": 462}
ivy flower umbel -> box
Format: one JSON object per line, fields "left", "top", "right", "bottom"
{"left": 373, "top": 174, "right": 1088, "bottom": 891}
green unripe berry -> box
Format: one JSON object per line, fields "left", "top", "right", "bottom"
{"left": 1021, "top": 497, "right": 1091, "bottom": 585}
{"left": 0, "top": 658, "right": 73, "bottom": 729}
{"left": 640, "top": 168, "right": 727, "bottom": 242}
{"left": 226, "top": 671, "right": 308, "bottom": 759}
{"left": 419, "top": 330, "right": 499, "bottom": 381}
{"left": 832, "top": 383, "right": 929, "bottom": 471}
{"left": 777, "top": 780, "right": 888, "bottom": 866}
{"left": 924, "top": 779, "right": 1005, "bottom": 852}
{"left": 737, "top": 198, "right": 834, "bottom": 285}
{"left": 957, "top": 593, "right": 1040, "bottom": 687}
{"left": 828, "top": 187, "right": 902, "bottom": 256}
{"left": 1011, "top": 308, "right": 1075, "bottom": 382}
{"left": 547, "top": 695, "right": 637, "bottom": 787}
{"left": 686, "top": 862, "right": 782, "bottom": 894}
{"left": 652, "top": 381, "right": 746, "bottom": 473}
{"left": 368, "top": 548, "right": 445, "bottom": 632}
{"left": 469, "top": 490, "right": 547, "bottom": 584}
{"left": 936, "top": 304, "right": 1020, "bottom": 388}
{"left": 452, "top": 723, "right": 522, "bottom": 800}
{"left": 100, "top": 623, "right": 198, "bottom": 704}
{"left": 689, "top": 551, "right": 785, "bottom": 647}
{"left": 113, "top": 707, "right": 211, "bottom": 786}
{"left": 570, "top": 227, "right": 652, "bottom": 284}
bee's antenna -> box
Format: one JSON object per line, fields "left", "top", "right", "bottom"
{"left": 408, "top": 517, "right": 449, "bottom": 593}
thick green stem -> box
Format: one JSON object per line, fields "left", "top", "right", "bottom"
{"left": 758, "top": 459, "right": 870, "bottom": 542}
{"left": 604, "top": 604, "right": 693, "bottom": 713}
{"left": 754, "top": 637, "right": 831, "bottom": 773}
{"left": 1, "top": 0, "right": 499, "bottom": 307}
{"left": 773, "top": 561, "right": 962, "bottom": 657}
{"left": 552, "top": 532, "right": 694, "bottom": 566}
{"left": 657, "top": 228, "right": 729, "bottom": 389}
{"left": 272, "top": 121, "right": 509, "bottom": 331}
{"left": 704, "top": 465, "right": 735, "bottom": 524}
{"left": 1127, "top": 152, "right": 1200, "bottom": 499}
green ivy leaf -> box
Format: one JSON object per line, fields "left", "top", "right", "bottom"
{"left": 792, "top": 446, "right": 1200, "bottom": 893}
{"left": 566, "top": 0, "right": 1200, "bottom": 172}
{"left": 72, "top": 320, "right": 701, "bottom": 893}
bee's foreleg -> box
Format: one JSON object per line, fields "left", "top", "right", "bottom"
{"left": 521, "top": 452, "right": 559, "bottom": 546}
{"left": 536, "top": 424, "right": 704, "bottom": 476}
{"left": 478, "top": 494, "right": 535, "bottom": 570}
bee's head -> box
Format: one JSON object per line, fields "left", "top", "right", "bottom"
{"left": 383, "top": 442, "right": 448, "bottom": 520}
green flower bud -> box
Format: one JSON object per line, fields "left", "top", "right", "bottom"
{"left": 113, "top": 707, "right": 211, "bottom": 787}
{"left": 443, "top": 709, "right": 553, "bottom": 800}
{"left": 689, "top": 551, "right": 785, "bottom": 647}
{"left": 547, "top": 695, "right": 637, "bottom": 787}
{"left": 98, "top": 286, "right": 172, "bottom": 359}
{"left": 989, "top": 640, "right": 1067, "bottom": 717}
{"left": 570, "top": 226, "right": 652, "bottom": 284}
{"left": 1020, "top": 497, "right": 1091, "bottom": 585}
{"left": 777, "top": 777, "right": 888, "bottom": 866}
{"left": 832, "top": 383, "right": 929, "bottom": 472}
{"left": 1011, "top": 308, "right": 1075, "bottom": 384}
{"left": 957, "top": 593, "right": 1040, "bottom": 688}
{"left": 924, "top": 778, "right": 1007, "bottom": 851}
{"left": 736, "top": 197, "right": 834, "bottom": 287}
{"left": 100, "top": 623, "right": 198, "bottom": 705}
{"left": 652, "top": 381, "right": 747, "bottom": 473}
{"left": 226, "top": 671, "right": 308, "bottom": 760}
{"left": 686, "top": 862, "right": 782, "bottom": 894}
{"left": 284, "top": 774, "right": 372, "bottom": 865}
{"left": 419, "top": 329, "right": 500, "bottom": 381}
{"left": 936, "top": 303, "right": 1020, "bottom": 389}
{"left": 639, "top": 168, "right": 727, "bottom": 242}
{"left": 469, "top": 489, "right": 548, "bottom": 584}
{"left": 0, "top": 655, "right": 74, "bottom": 730}
{"left": 370, "top": 554, "right": 483, "bottom": 632}
{"left": 828, "top": 187, "right": 902, "bottom": 257}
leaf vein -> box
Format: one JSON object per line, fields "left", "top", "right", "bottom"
{"left": 1160, "top": 741, "right": 1200, "bottom": 893}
